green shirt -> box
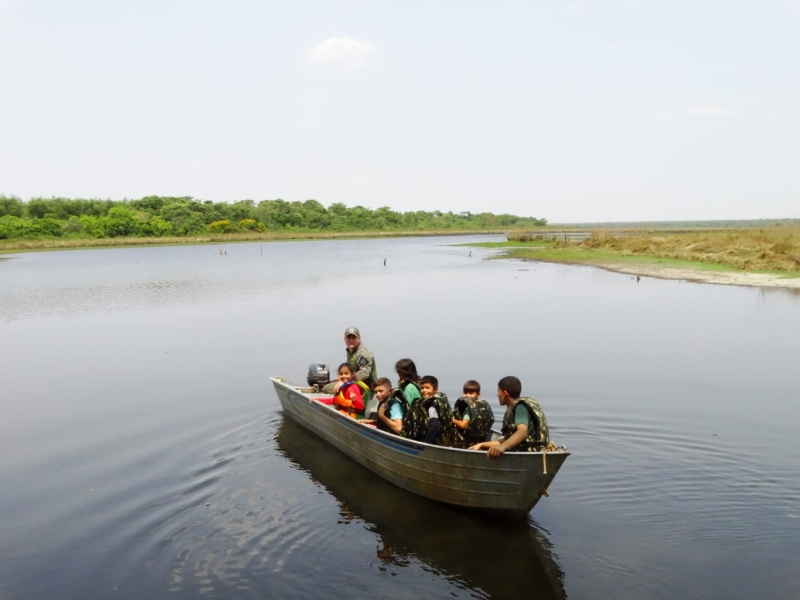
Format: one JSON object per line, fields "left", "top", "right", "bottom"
{"left": 514, "top": 403, "right": 533, "bottom": 430}
{"left": 402, "top": 381, "right": 421, "bottom": 406}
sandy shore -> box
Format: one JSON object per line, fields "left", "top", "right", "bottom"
{"left": 567, "top": 259, "right": 800, "bottom": 289}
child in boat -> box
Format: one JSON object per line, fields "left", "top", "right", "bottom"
{"left": 359, "top": 377, "right": 405, "bottom": 434}
{"left": 452, "top": 380, "right": 495, "bottom": 448}
{"left": 402, "top": 375, "right": 455, "bottom": 446}
{"left": 469, "top": 376, "right": 550, "bottom": 457}
{"left": 394, "top": 358, "right": 422, "bottom": 408}
{"left": 321, "top": 363, "right": 367, "bottom": 419}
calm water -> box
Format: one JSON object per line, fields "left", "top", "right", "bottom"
{"left": 1, "top": 236, "right": 799, "bottom": 599}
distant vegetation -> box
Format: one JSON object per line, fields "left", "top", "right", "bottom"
{"left": 505, "top": 228, "right": 800, "bottom": 273}
{"left": 0, "top": 196, "right": 547, "bottom": 242}
{"left": 551, "top": 219, "right": 800, "bottom": 229}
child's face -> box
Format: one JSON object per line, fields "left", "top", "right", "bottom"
{"left": 497, "top": 387, "right": 512, "bottom": 406}
{"left": 374, "top": 384, "right": 391, "bottom": 401}
{"left": 420, "top": 382, "right": 436, "bottom": 398}
{"left": 463, "top": 391, "right": 480, "bottom": 399}
{"left": 338, "top": 369, "right": 355, "bottom": 382}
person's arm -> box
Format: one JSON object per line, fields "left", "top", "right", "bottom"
{"left": 377, "top": 402, "right": 403, "bottom": 434}
{"left": 353, "top": 349, "right": 374, "bottom": 384}
{"left": 344, "top": 385, "right": 365, "bottom": 411}
{"left": 452, "top": 417, "right": 470, "bottom": 430}
{"left": 469, "top": 440, "right": 501, "bottom": 451}
{"left": 486, "top": 424, "right": 528, "bottom": 458}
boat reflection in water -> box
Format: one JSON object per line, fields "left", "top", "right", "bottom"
{"left": 276, "top": 418, "right": 567, "bottom": 599}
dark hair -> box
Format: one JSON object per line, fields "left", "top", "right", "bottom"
{"left": 395, "top": 358, "right": 420, "bottom": 383}
{"left": 375, "top": 377, "right": 392, "bottom": 388}
{"left": 338, "top": 362, "right": 356, "bottom": 375}
{"left": 497, "top": 376, "right": 522, "bottom": 399}
{"left": 463, "top": 380, "right": 481, "bottom": 394}
{"left": 420, "top": 375, "right": 438, "bottom": 389}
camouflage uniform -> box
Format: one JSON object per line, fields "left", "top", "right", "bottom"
{"left": 402, "top": 392, "right": 455, "bottom": 447}
{"left": 377, "top": 389, "right": 408, "bottom": 434}
{"left": 452, "top": 397, "right": 495, "bottom": 448}
{"left": 501, "top": 397, "right": 550, "bottom": 452}
{"left": 346, "top": 343, "right": 377, "bottom": 389}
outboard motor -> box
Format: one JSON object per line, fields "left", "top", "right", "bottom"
{"left": 307, "top": 363, "right": 330, "bottom": 392}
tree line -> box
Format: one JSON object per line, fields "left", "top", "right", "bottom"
{"left": 0, "top": 196, "right": 547, "bottom": 240}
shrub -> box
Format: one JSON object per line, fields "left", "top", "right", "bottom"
{"left": 208, "top": 219, "right": 234, "bottom": 234}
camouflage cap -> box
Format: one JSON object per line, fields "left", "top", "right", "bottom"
{"left": 344, "top": 326, "right": 360, "bottom": 336}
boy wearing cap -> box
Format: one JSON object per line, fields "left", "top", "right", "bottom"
{"left": 341, "top": 326, "right": 377, "bottom": 390}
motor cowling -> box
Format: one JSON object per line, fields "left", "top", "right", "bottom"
{"left": 307, "top": 363, "right": 330, "bottom": 391}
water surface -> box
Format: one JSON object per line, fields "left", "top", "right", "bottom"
{"left": 1, "top": 236, "right": 799, "bottom": 599}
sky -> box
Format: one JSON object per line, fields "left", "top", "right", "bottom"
{"left": 0, "top": 0, "right": 798, "bottom": 223}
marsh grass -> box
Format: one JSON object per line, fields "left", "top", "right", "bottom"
{"left": 483, "top": 228, "right": 800, "bottom": 275}
{"left": 571, "top": 228, "right": 800, "bottom": 273}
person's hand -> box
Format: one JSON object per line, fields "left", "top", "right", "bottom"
{"left": 378, "top": 402, "right": 387, "bottom": 416}
{"left": 333, "top": 381, "right": 344, "bottom": 392}
{"left": 487, "top": 445, "right": 505, "bottom": 459}
{"left": 468, "top": 443, "right": 484, "bottom": 451}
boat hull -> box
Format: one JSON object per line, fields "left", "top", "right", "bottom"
{"left": 271, "top": 377, "right": 569, "bottom": 517}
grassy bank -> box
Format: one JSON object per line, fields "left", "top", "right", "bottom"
{"left": 469, "top": 227, "right": 800, "bottom": 276}
{"left": 0, "top": 229, "right": 505, "bottom": 254}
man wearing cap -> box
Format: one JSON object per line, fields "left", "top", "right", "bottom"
{"left": 337, "top": 327, "right": 377, "bottom": 391}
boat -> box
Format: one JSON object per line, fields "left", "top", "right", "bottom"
{"left": 271, "top": 376, "right": 570, "bottom": 517}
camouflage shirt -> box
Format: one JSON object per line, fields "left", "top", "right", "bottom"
{"left": 346, "top": 343, "right": 377, "bottom": 389}
{"left": 500, "top": 397, "right": 550, "bottom": 452}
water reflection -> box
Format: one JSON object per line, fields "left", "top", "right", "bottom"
{"left": 275, "top": 417, "right": 567, "bottom": 599}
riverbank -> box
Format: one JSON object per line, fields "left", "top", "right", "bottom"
{"left": 469, "top": 228, "right": 800, "bottom": 289}
{"left": 0, "top": 229, "right": 504, "bottom": 254}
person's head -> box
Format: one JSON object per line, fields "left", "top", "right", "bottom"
{"left": 344, "top": 327, "right": 361, "bottom": 352}
{"left": 395, "top": 358, "right": 420, "bottom": 383}
{"left": 419, "top": 375, "right": 439, "bottom": 398}
{"left": 462, "top": 379, "right": 481, "bottom": 399}
{"left": 374, "top": 377, "right": 393, "bottom": 401}
{"left": 337, "top": 362, "right": 357, "bottom": 383}
{"left": 497, "top": 375, "right": 522, "bottom": 406}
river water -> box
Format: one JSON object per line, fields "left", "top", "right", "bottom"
{"left": 1, "top": 235, "right": 799, "bottom": 599}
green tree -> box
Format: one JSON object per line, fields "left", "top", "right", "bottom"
{"left": 102, "top": 206, "right": 139, "bottom": 237}
{"left": 0, "top": 215, "right": 24, "bottom": 239}
{"left": 0, "top": 196, "right": 24, "bottom": 217}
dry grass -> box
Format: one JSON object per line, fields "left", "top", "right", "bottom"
{"left": 566, "top": 227, "right": 800, "bottom": 272}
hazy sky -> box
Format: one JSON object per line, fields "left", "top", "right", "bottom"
{"left": 1, "top": 1, "right": 798, "bottom": 223}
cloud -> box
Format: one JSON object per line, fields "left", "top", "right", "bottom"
{"left": 308, "top": 36, "right": 379, "bottom": 69}
{"left": 656, "top": 113, "right": 681, "bottom": 125}
{"left": 688, "top": 106, "right": 740, "bottom": 118}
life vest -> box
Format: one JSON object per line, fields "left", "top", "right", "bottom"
{"left": 452, "top": 397, "right": 495, "bottom": 448}
{"left": 376, "top": 389, "right": 408, "bottom": 433}
{"left": 501, "top": 397, "right": 550, "bottom": 451}
{"left": 402, "top": 392, "right": 455, "bottom": 446}
{"left": 335, "top": 381, "right": 369, "bottom": 419}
